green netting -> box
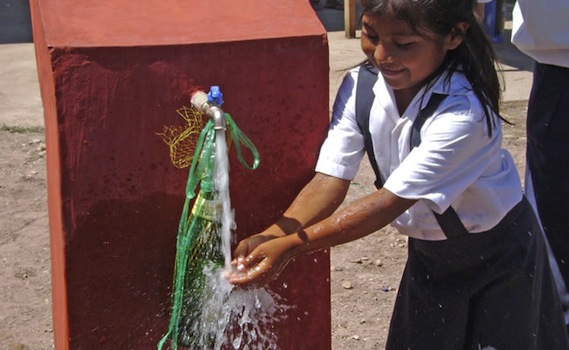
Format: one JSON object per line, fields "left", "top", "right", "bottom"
{"left": 158, "top": 111, "right": 259, "bottom": 350}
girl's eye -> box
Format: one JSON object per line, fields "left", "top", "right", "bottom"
{"left": 394, "top": 42, "right": 414, "bottom": 49}
{"left": 363, "top": 31, "right": 379, "bottom": 43}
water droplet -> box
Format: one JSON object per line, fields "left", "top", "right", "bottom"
{"left": 232, "top": 334, "right": 242, "bottom": 349}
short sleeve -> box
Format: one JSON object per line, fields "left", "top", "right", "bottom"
{"left": 315, "top": 69, "right": 366, "bottom": 180}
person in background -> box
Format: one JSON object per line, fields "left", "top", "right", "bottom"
{"left": 475, "top": 0, "right": 492, "bottom": 21}
{"left": 325, "top": 0, "right": 344, "bottom": 10}
{"left": 228, "top": 0, "right": 569, "bottom": 348}
{"left": 511, "top": 0, "right": 569, "bottom": 331}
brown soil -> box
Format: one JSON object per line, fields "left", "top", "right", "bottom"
{"left": 0, "top": 100, "right": 527, "bottom": 350}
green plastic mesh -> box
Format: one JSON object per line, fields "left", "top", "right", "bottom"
{"left": 158, "top": 109, "right": 259, "bottom": 350}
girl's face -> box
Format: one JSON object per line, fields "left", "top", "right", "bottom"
{"left": 361, "top": 14, "right": 464, "bottom": 98}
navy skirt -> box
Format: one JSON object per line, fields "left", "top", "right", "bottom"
{"left": 386, "top": 197, "right": 569, "bottom": 350}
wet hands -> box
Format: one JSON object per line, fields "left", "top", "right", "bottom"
{"left": 226, "top": 233, "right": 296, "bottom": 287}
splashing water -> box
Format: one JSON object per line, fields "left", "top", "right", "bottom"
{"left": 180, "top": 129, "right": 288, "bottom": 350}
{"left": 198, "top": 270, "right": 289, "bottom": 350}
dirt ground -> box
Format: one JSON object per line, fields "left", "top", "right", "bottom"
{"left": 0, "top": 99, "right": 528, "bottom": 350}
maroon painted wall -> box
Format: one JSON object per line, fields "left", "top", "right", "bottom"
{"left": 30, "top": 0, "right": 331, "bottom": 349}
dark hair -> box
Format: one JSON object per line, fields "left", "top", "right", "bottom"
{"left": 360, "top": 0, "right": 504, "bottom": 135}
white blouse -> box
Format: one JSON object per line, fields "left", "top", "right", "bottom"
{"left": 315, "top": 67, "right": 522, "bottom": 240}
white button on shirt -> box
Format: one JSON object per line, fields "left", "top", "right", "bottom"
{"left": 316, "top": 67, "right": 522, "bottom": 240}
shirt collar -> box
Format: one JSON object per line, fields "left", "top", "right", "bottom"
{"left": 417, "top": 70, "right": 471, "bottom": 110}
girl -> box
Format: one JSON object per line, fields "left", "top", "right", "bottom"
{"left": 228, "top": 0, "right": 569, "bottom": 348}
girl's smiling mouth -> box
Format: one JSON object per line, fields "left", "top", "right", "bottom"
{"left": 379, "top": 65, "right": 405, "bottom": 78}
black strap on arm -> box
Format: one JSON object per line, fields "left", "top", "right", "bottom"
{"left": 410, "top": 94, "right": 446, "bottom": 150}
{"left": 355, "top": 67, "right": 469, "bottom": 238}
{"left": 355, "top": 64, "right": 383, "bottom": 189}
{"left": 410, "top": 94, "right": 469, "bottom": 238}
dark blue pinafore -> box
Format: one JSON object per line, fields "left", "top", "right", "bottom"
{"left": 355, "top": 63, "right": 569, "bottom": 349}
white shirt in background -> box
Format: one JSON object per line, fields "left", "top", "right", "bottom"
{"left": 511, "top": 0, "right": 569, "bottom": 68}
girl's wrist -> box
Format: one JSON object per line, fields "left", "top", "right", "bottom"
{"left": 280, "top": 228, "right": 312, "bottom": 259}
{"left": 259, "top": 223, "right": 288, "bottom": 240}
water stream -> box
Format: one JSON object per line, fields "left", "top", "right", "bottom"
{"left": 194, "top": 129, "right": 287, "bottom": 350}
{"left": 214, "top": 129, "right": 234, "bottom": 268}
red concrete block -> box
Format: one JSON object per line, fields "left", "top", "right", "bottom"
{"left": 30, "top": 0, "right": 331, "bottom": 349}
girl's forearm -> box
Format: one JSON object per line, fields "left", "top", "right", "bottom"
{"left": 283, "top": 188, "right": 417, "bottom": 258}
{"left": 269, "top": 173, "right": 351, "bottom": 236}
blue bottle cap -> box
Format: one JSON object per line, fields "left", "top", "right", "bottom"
{"left": 207, "top": 86, "right": 224, "bottom": 106}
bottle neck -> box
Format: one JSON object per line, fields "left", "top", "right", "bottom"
{"left": 192, "top": 179, "right": 220, "bottom": 221}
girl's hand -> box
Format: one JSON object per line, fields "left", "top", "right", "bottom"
{"left": 227, "top": 236, "right": 295, "bottom": 287}
{"left": 231, "top": 233, "right": 275, "bottom": 261}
